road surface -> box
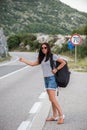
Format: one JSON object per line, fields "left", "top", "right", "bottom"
{"left": 0, "top": 52, "right": 45, "bottom": 130}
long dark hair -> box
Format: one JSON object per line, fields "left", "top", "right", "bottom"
{"left": 38, "top": 43, "right": 52, "bottom": 64}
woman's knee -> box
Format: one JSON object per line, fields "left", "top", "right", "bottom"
{"left": 49, "top": 96, "right": 56, "bottom": 103}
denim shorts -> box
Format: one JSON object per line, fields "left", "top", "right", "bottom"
{"left": 44, "top": 75, "right": 57, "bottom": 90}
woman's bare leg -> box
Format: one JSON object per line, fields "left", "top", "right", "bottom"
{"left": 47, "top": 89, "right": 64, "bottom": 124}
{"left": 52, "top": 102, "right": 58, "bottom": 117}
{"left": 47, "top": 90, "right": 63, "bottom": 116}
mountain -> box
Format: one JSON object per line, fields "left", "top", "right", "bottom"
{"left": 0, "top": 0, "right": 87, "bottom": 35}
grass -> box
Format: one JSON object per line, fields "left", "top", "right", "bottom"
{"left": 60, "top": 52, "right": 87, "bottom": 72}
{"left": 0, "top": 54, "right": 11, "bottom": 63}
{"left": 68, "top": 57, "right": 87, "bottom": 72}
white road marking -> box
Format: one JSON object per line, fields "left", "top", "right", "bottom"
{"left": 0, "top": 56, "right": 19, "bottom": 66}
{"left": 17, "top": 91, "right": 49, "bottom": 130}
{"left": 29, "top": 102, "right": 42, "bottom": 114}
{"left": 39, "top": 92, "right": 47, "bottom": 99}
{"left": 0, "top": 66, "right": 29, "bottom": 80}
{"left": 17, "top": 102, "right": 42, "bottom": 130}
{"left": 17, "top": 121, "right": 30, "bottom": 130}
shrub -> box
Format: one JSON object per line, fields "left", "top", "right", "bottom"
{"left": 7, "top": 33, "right": 39, "bottom": 51}
{"left": 7, "top": 35, "right": 20, "bottom": 50}
{"left": 78, "top": 40, "right": 87, "bottom": 58}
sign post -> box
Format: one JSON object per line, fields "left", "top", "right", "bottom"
{"left": 70, "top": 34, "right": 82, "bottom": 64}
{"left": 75, "top": 45, "right": 77, "bottom": 64}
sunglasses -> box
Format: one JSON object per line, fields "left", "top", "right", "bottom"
{"left": 41, "top": 47, "right": 47, "bottom": 50}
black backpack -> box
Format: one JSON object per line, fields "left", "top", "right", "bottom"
{"left": 50, "top": 54, "right": 70, "bottom": 88}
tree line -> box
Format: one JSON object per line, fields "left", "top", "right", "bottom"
{"left": 7, "top": 24, "right": 87, "bottom": 58}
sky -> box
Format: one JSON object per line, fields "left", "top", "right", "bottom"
{"left": 60, "top": 0, "right": 87, "bottom": 13}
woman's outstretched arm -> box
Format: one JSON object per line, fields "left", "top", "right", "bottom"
{"left": 19, "top": 57, "right": 39, "bottom": 66}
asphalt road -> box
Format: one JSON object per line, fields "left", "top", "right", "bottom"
{"left": 0, "top": 52, "right": 44, "bottom": 130}
{"left": 1, "top": 52, "right": 87, "bottom": 130}
{"left": 43, "top": 71, "right": 87, "bottom": 130}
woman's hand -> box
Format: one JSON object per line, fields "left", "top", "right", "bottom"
{"left": 19, "top": 57, "right": 25, "bottom": 62}
{"left": 52, "top": 68, "right": 57, "bottom": 74}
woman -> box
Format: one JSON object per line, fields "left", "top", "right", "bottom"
{"left": 19, "top": 42, "right": 66, "bottom": 124}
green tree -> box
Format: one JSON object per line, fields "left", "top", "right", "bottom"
{"left": 7, "top": 35, "right": 20, "bottom": 50}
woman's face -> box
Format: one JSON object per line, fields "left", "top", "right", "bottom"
{"left": 41, "top": 44, "right": 48, "bottom": 55}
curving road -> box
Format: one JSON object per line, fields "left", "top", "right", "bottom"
{"left": 0, "top": 52, "right": 44, "bottom": 130}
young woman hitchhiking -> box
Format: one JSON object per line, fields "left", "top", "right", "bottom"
{"left": 19, "top": 43, "right": 66, "bottom": 124}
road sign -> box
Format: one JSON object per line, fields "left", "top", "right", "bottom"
{"left": 68, "top": 39, "right": 75, "bottom": 49}
{"left": 70, "top": 34, "right": 82, "bottom": 46}
{"left": 70, "top": 34, "right": 82, "bottom": 64}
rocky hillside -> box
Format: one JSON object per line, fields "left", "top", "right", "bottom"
{"left": 0, "top": 0, "right": 87, "bottom": 35}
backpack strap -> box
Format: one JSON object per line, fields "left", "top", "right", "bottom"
{"left": 50, "top": 54, "right": 56, "bottom": 70}
{"left": 50, "top": 54, "right": 59, "bottom": 94}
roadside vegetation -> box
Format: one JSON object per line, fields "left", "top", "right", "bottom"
{"left": 0, "top": 54, "right": 11, "bottom": 63}
{"left": 68, "top": 58, "right": 87, "bottom": 72}
{"left": 52, "top": 39, "right": 87, "bottom": 72}
{"left": 6, "top": 24, "right": 87, "bottom": 72}
{"left": 1, "top": 0, "right": 87, "bottom": 35}
{"left": 7, "top": 33, "right": 40, "bottom": 51}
